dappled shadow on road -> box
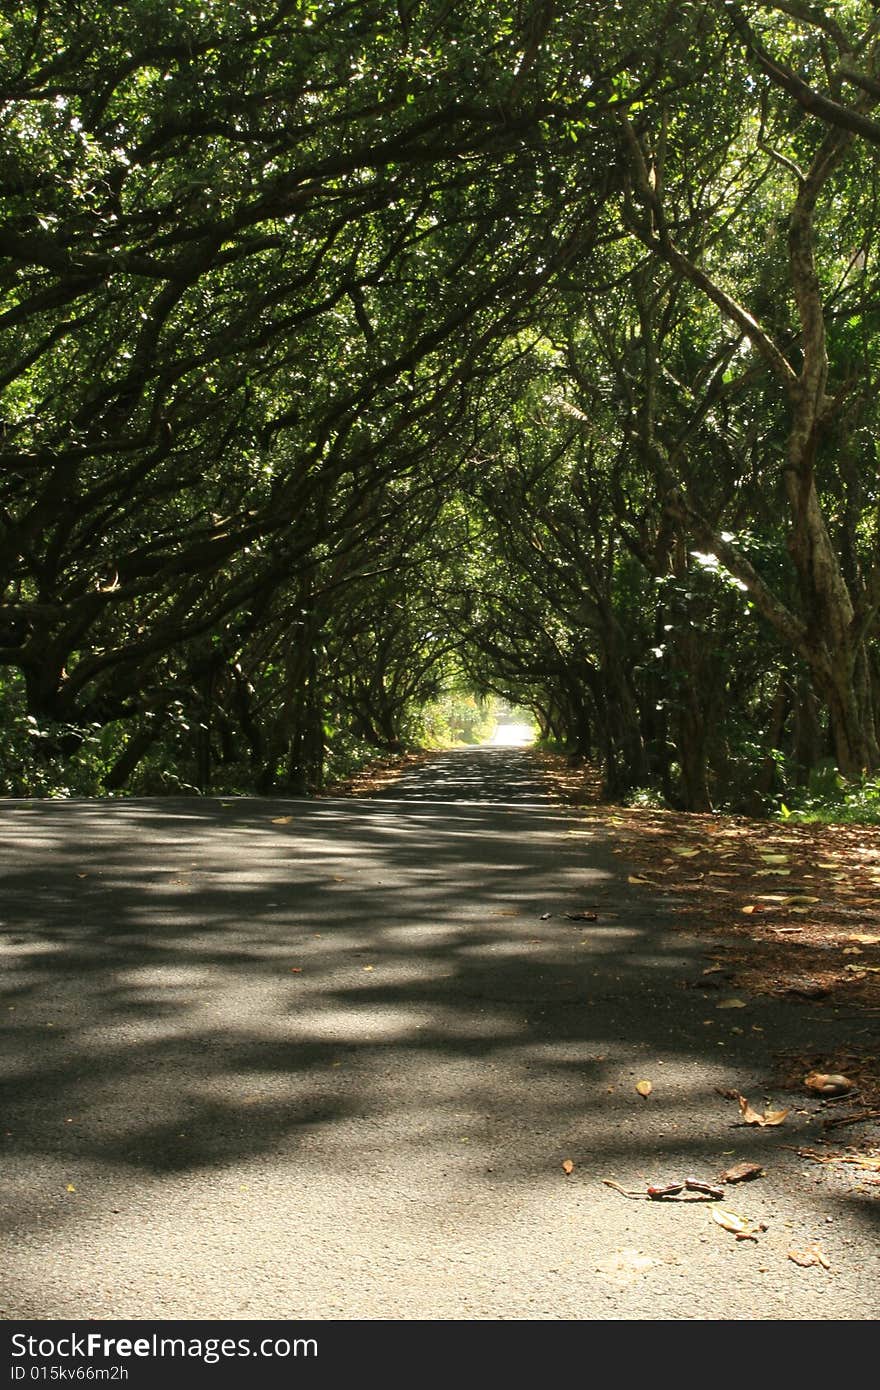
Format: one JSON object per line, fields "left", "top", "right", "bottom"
{"left": 1, "top": 752, "right": 877, "bottom": 1315}
{"left": 370, "top": 744, "right": 553, "bottom": 804}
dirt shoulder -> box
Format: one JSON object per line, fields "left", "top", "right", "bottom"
{"left": 538, "top": 752, "right": 880, "bottom": 1122}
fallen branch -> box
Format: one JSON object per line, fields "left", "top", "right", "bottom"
{"left": 602, "top": 1177, "right": 725, "bottom": 1201}
{"left": 822, "top": 1108, "right": 880, "bottom": 1130}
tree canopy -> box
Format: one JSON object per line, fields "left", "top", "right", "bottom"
{"left": 2, "top": 1, "right": 880, "bottom": 809}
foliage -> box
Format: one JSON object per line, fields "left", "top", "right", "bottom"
{"left": 419, "top": 689, "right": 496, "bottom": 748}
{"left": 1, "top": 2, "right": 880, "bottom": 815}
{"left": 778, "top": 770, "right": 880, "bottom": 826}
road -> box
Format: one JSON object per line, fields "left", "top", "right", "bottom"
{"left": 1, "top": 747, "right": 877, "bottom": 1319}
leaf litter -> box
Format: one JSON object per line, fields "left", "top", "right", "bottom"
{"left": 538, "top": 776, "right": 880, "bottom": 1103}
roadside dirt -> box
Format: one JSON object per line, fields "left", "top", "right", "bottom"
{"left": 536, "top": 751, "right": 880, "bottom": 1174}
{"left": 317, "top": 749, "right": 431, "bottom": 798}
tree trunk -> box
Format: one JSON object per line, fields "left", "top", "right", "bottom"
{"left": 105, "top": 721, "right": 163, "bottom": 790}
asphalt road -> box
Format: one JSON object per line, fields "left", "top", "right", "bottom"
{"left": 1, "top": 747, "right": 878, "bottom": 1320}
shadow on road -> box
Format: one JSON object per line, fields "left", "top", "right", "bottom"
{"left": 1, "top": 747, "right": 877, "bottom": 1316}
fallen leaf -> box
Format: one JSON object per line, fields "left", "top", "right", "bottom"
{"left": 783, "top": 894, "right": 820, "bottom": 906}
{"left": 271, "top": 816, "right": 293, "bottom": 825}
{"left": 564, "top": 911, "right": 598, "bottom": 921}
{"left": 737, "top": 1095, "right": 789, "bottom": 1127}
{"left": 628, "top": 875, "right": 656, "bottom": 885}
{"left": 672, "top": 846, "right": 702, "bottom": 857}
{"left": 759, "top": 853, "right": 790, "bottom": 865}
{"left": 717, "top": 997, "right": 747, "bottom": 1009}
{"left": 788, "top": 1243, "right": 830, "bottom": 1270}
{"left": 66, "top": 1184, "right": 77, "bottom": 1193}
{"left": 635, "top": 1080, "right": 653, "bottom": 1097}
{"left": 562, "top": 1158, "right": 574, "bottom": 1175}
{"left": 804, "top": 1072, "right": 854, "bottom": 1095}
{"left": 720, "top": 1161, "right": 765, "bottom": 1184}
{"left": 711, "top": 1205, "right": 751, "bottom": 1235}
{"left": 289, "top": 967, "right": 303, "bottom": 974}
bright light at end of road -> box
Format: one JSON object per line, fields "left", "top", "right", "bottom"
{"left": 489, "top": 722, "right": 536, "bottom": 746}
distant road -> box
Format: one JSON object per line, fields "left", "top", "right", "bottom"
{"left": 488, "top": 721, "right": 535, "bottom": 746}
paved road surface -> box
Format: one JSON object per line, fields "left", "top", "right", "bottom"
{"left": 1, "top": 747, "right": 877, "bottom": 1319}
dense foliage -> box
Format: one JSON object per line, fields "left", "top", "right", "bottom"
{"left": 2, "top": 2, "right": 879, "bottom": 809}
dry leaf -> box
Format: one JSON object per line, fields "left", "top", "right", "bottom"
{"left": 711, "top": 1205, "right": 751, "bottom": 1235}
{"left": 804, "top": 1072, "right": 854, "bottom": 1095}
{"left": 66, "top": 1183, "right": 77, "bottom": 1193}
{"left": 717, "top": 997, "right": 747, "bottom": 1009}
{"left": 289, "top": 967, "right": 303, "bottom": 974}
{"left": 737, "top": 1094, "right": 789, "bottom": 1127}
{"left": 758, "top": 1106, "right": 788, "bottom": 1126}
{"left": 271, "top": 816, "right": 292, "bottom": 825}
{"left": 635, "top": 1080, "right": 653, "bottom": 1097}
{"left": 788, "top": 1244, "right": 831, "bottom": 1270}
{"left": 562, "top": 1158, "right": 574, "bottom": 1175}
{"left": 720, "top": 1161, "right": 764, "bottom": 1184}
